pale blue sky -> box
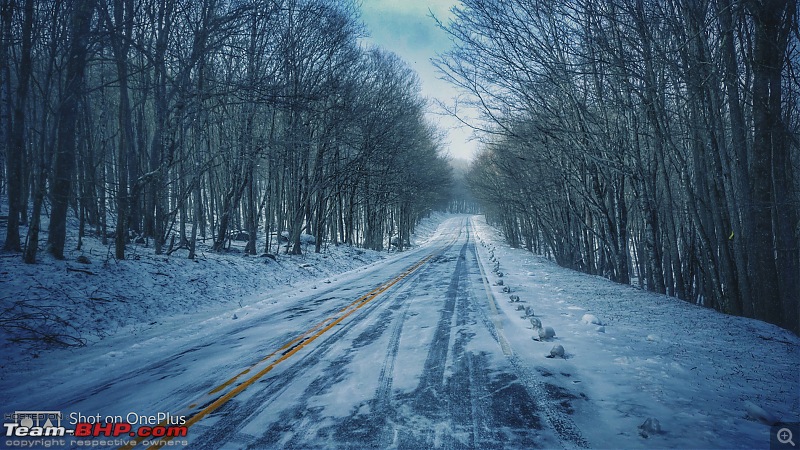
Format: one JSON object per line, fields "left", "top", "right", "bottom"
{"left": 359, "top": 0, "right": 478, "bottom": 161}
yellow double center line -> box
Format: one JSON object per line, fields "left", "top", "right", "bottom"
{"left": 120, "top": 252, "right": 436, "bottom": 450}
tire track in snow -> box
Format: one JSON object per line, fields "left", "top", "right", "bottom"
{"left": 388, "top": 222, "right": 545, "bottom": 449}
{"left": 370, "top": 288, "right": 414, "bottom": 448}
{"left": 387, "top": 231, "right": 499, "bottom": 449}
{"left": 191, "top": 274, "right": 417, "bottom": 449}
{"left": 407, "top": 241, "right": 469, "bottom": 446}
{"left": 191, "top": 237, "right": 461, "bottom": 449}
{"left": 467, "top": 230, "right": 589, "bottom": 449}
{"left": 296, "top": 230, "right": 464, "bottom": 448}
{"left": 251, "top": 230, "right": 465, "bottom": 449}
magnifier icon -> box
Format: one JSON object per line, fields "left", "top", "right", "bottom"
{"left": 778, "top": 428, "right": 796, "bottom": 447}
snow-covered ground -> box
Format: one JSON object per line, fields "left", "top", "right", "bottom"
{"left": 470, "top": 217, "right": 800, "bottom": 449}
{"left": 0, "top": 214, "right": 797, "bottom": 450}
{"left": 0, "top": 211, "right": 445, "bottom": 368}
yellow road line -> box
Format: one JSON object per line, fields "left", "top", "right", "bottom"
{"left": 118, "top": 252, "right": 436, "bottom": 450}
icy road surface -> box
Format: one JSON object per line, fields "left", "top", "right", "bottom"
{"left": 2, "top": 216, "right": 797, "bottom": 449}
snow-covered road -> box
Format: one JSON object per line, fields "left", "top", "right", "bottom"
{"left": 3, "top": 216, "right": 797, "bottom": 450}
{"left": 1, "top": 217, "right": 584, "bottom": 449}
{"left": 171, "top": 216, "right": 580, "bottom": 449}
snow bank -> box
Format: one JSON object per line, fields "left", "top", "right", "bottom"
{"left": 471, "top": 215, "right": 799, "bottom": 449}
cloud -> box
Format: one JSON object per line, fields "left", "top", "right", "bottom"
{"left": 359, "top": 0, "right": 479, "bottom": 159}
{"left": 361, "top": 0, "right": 455, "bottom": 19}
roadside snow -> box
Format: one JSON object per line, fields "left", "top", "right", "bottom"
{"left": 471, "top": 216, "right": 799, "bottom": 449}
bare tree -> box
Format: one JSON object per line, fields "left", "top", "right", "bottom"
{"left": 47, "top": 0, "right": 96, "bottom": 259}
{"left": 2, "top": 0, "right": 33, "bottom": 252}
{"left": 440, "top": 0, "right": 799, "bottom": 333}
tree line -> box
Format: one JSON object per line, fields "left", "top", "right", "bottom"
{"left": 1, "top": 0, "right": 452, "bottom": 263}
{"left": 436, "top": 0, "right": 799, "bottom": 333}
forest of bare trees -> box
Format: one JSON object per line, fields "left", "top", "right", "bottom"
{"left": 436, "top": 0, "right": 799, "bottom": 333}
{"left": 1, "top": 0, "right": 452, "bottom": 265}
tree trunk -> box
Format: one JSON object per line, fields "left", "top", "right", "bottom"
{"left": 747, "top": 0, "right": 798, "bottom": 332}
{"left": 48, "top": 0, "right": 96, "bottom": 259}
{"left": 3, "top": 0, "right": 33, "bottom": 252}
{"left": 106, "top": 0, "right": 135, "bottom": 260}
